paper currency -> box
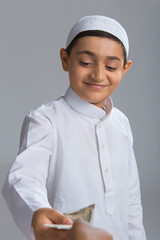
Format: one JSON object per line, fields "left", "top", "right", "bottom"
{"left": 44, "top": 204, "right": 95, "bottom": 230}
{"left": 44, "top": 224, "right": 72, "bottom": 230}
{"left": 64, "top": 204, "right": 95, "bottom": 224}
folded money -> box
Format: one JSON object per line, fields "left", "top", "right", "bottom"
{"left": 43, "top": 204, "right": 95, "bottom": 229}
{"left": 44, "top": 224, "right": 72, "bottom": 230}
{"left": 64, "top": 204, "right": 95, "bottom": 225}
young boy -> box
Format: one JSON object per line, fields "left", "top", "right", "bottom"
{"left": 2, "top": 15, "right": 146, "bottom": 240}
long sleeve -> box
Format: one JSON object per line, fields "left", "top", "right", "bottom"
{"left": 125, "top": 119, "right": 146, "bottom": 240}
{"left": 2, "top": 108, "right": 54, "bottom": 239}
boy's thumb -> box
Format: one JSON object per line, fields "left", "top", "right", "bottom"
{"left": 50, "top": 209, "right": 72, "bottom": 225}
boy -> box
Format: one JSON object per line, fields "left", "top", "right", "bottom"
{"left": 2, "top": 15, "right": 146, "bottom": 240}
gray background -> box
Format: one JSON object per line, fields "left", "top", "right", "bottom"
{"left": 0, "top": 0, "right": 160, "bottom": 239}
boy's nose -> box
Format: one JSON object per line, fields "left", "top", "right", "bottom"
{"left": 90, "top": 64, "right": 106, "bottom": 82}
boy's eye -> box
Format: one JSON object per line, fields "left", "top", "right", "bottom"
{"left": 106, "top": 66, "right": 117, "bottom": 71}
{"left": 79, "top": 61, "right": 92, "bottom": 66}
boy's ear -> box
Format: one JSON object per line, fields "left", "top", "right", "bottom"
{"left": 60, "top": 48, "right": 69, "bottom": 71}
{"left": 121, "top": 60, "right": 132, "bottom": 78}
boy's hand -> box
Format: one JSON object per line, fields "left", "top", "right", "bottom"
{"left": 32, "top": 208, "right": 72, "bottom": 240}
{"left": 68, "top": 219, "right": 113, "bottom": 240}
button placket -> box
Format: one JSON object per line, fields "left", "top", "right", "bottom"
{"left": 96, "top": 122, "right": 115, "bottom": 215}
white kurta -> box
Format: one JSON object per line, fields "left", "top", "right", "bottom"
{"left": 2, "top": 86, "right": 146, "bottom": 240}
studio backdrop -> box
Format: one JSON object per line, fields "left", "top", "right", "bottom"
{"left": 0, "top": 0, "right": 160, "bottom": 239}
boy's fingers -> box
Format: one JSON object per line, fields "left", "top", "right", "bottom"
{"left": 48, "top": 228, "right": 68, "bottom": 239}
{"left": 50, "top": 209, "right": 72, "bottom": 225}
{"left": 35, "top": 227, "right": 68, "bottom": 240}
{"left": 32, "top": 208, "right": 72, "bottom": 240}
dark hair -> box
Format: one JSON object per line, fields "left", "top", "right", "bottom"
{"left": 66, "top": 30, "right": 127, "bottom": 67}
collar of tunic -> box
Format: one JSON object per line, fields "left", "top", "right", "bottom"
{"left": 64, "top": 86, "right": 113, "bottom": 119}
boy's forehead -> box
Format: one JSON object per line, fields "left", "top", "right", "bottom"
{"left": 71, "top": 36, "right": 124, "bottom": 60}
{"left": 66, "top": 15, "right": 129, "bottom": 57}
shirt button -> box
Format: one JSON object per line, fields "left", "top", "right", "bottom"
{"left": 105, "top": 168, "right": 108, "bottom": 173}
{"left": 98, "top": 124, "right": 102, "bottom": 128}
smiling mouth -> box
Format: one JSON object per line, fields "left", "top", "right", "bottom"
{"left": 84, "top": 82, "right": 107, "bottom": 89}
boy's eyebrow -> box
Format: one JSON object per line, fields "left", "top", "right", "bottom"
{"left": 77, "top": 50, "right": 121, "bottom": 61}
{"left": 107, "top": 56, "right": 121, "bottom": 62}
{"left": 77, "top": 50, "right": 95, "bottom": 57}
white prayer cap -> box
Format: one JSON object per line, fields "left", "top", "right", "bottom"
{"left": 66, "top": 15, "right": 129, "bottom": 57}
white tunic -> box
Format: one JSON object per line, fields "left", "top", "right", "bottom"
{"left": 2, "top": 86, "right": 146, "bottom": 240}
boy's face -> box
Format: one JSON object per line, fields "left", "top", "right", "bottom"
{"left": 60, "top": 36, "right": 131, "bottom": 109}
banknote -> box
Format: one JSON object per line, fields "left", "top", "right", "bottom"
{"left": 64, "top": 203, "right": 95, "bottom": 224}
{"left": 43, "top": 224, "right": 72, "bottom": 230}
{"left": 44, "top": 204, "right": 95, "bottom": 230}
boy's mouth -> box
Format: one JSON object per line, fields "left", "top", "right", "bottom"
{"left": 84, "top": 82, "right": 107, "bottom": 89}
